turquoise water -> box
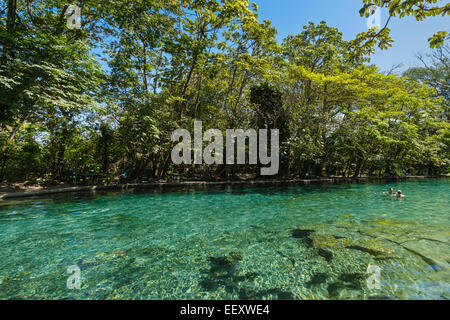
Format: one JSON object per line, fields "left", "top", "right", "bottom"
{"left": 0, "top": 179, "right": 448, "bottom": 300}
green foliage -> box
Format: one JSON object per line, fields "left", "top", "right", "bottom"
{"left": 356, "top": 0, "right": 449, "bottom": 53}
{"left": 0, "top": 1, "right": 448, "bottom": 183}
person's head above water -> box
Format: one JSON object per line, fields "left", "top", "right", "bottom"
{"left": 396, "top": 190, "right": 405, "bottom": 198}
{"left": 389, "top": 187, "right": 394, "bottom": 194}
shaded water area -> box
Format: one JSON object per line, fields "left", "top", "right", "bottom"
{"left": 0, "top": 178, "right": 448, "bottom": 300}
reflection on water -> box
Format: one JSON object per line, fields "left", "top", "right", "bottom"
{"left": 0, "top": 179, "right": 448, "bottom": 299}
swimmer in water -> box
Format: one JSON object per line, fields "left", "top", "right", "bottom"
{"left": 385, "top": 187, "right": 395, "bottom": 196}
{"left": 396, "top": 190, "right": 405, "bottom": 198}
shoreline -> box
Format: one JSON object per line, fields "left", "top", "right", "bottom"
{"left": 0, "top": 175, "right": 448, "bottom": 200}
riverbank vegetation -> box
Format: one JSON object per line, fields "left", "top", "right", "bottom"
{"left": 1, "top": 0, "right": 449, "bottom": 184}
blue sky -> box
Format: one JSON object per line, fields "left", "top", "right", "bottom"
{"left": 254, "top": 0, "right": 449, "bottom": 73}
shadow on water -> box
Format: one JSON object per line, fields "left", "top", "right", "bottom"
{"left": 306, "top": 272, "right": 370, "bottom": 300}
{"left": 199, "top": 252, "right": 294, "bottom": 300}
{"left": 305, "top": 272, "right": 329, "bottom": 288}
{"left": 291, "top": 229, "right": 314, "bottom": 247}
{"left": 326, "top": 273, "right": 367, "bottom": 299}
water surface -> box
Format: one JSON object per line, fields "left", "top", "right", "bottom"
{"left": 0, "top": 179, "right": 448, "bottom": 299}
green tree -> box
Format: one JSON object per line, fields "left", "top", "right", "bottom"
{"left": 357, "top": 0, "right": 449, "bottom": 53}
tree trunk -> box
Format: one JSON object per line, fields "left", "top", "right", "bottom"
{"left": 353, "top": 157, "right": 363, "bottom": 178}
{"left": 55, "top": 125, "right": 69, "bottom": 180}
{"left": 102, "top": 136, "right": 109, "bottom": 174}
{"left": 179, "top": 57, "right": 198, "bottom": 119}
{"left": 6, "top": 0, "right": 17, "bottom": 32}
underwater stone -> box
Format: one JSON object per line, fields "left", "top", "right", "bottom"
{"left": 305, "top": 273, "right": 329, "bottom": 288}
{"left": 402, "top": 240, "right": 449, "bottom": 269}
{"left": 338, "top": 273, "right": 366, "bottom": 282}
{"left": 346, "top": 245, "right": 384, "bottom": 256}
{"left": 318, "top": 248, "right": 333, "bottom": 262}
{"left": 228, "top": 251, "right": 244, "bottom": 263}
{"left": 292, "top": 229, "right": 314, "bottom": 239}
{"left": 292, "top": 229, "right": 315, "bottom": 247}
{"left": 311, "top": 234, "right": 340, "bottom": 250}
{"left": 208, "top": 251, "right": 244, "bottom": 273}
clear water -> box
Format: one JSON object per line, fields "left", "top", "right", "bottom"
{"left": 0, "top": 179, "right": 448, "bottom": 300}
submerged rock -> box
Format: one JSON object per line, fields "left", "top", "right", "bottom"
{"left": 311, "top": 234, "right": 339, "bottom": 248}
{"left": 305, "top": 272, "right": 329, "bottom": 288}
{"left": 401, "top": 240, "right": 449, "bottom": 270}
{"left": 228, "top": 251, "right": 244, "bottom": 263}
{"left": 346, "top": 245, "right": 384, "bottom": 256}
{"left": 291, "top": 229, "right": 315, "bottom": 246}
{"left": 291, "top": 229, "right": 314, "bottom": 239}
{"left": 318, "top": 248, "right": 333, "bottom": 262}
{"left": 208, "top": 251, "right": 244, "bottom": 274}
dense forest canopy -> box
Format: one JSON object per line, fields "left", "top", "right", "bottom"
{"left": 0, "top": 0, "right": 449, "bottom": 183}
